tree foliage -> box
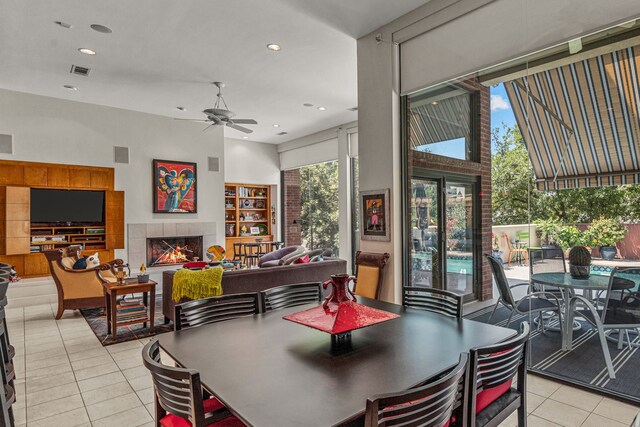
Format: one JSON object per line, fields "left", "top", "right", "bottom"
{"left": 300, "top": 161, "right": 339, "bottom": 253}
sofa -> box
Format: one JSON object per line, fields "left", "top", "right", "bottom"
{"left": 162, "top": 258, "right": 347, "bottom": 323}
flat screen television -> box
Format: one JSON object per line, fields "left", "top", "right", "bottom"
{"left": 30, "top": 189, "right": 105, "bottom": 224}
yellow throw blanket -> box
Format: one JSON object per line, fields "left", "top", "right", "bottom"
{"left": 172, "top": 268, "right": 223, "bottom": 302}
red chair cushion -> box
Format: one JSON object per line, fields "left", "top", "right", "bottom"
{"left": 475, "top": 378, "right": 513, "bottom": 414}
{"left": 183, "top": 261, "right": 208, "bottom": 269}
{"left": 159, "top": 397, "right": 228, "bottom": 427}
{"left": 294, "top": 255, "right": 310, "bottom": 264}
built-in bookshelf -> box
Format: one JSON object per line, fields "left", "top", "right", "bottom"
{"left": 224, "top": 183, "right": 272, "bottom": 258}
{"left": 30, "top": 225, "right": 106, "bottom": 253}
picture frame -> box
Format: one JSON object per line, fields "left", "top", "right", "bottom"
{"left": 250, "top": 226, "right": 260, "bottom": 235}
{"left": 153, "top": 159, "right": 197, "bottom": 213}
{"left": 360, "top": 189, "right": 390, "bottom": 241}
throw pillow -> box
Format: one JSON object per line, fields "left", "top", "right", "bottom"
{"left": 72, "top": 258, "right": 87, "bottom": 270}
{"left": 294, "top": 255, "right": 310, "bottom": 264}
{"left": 85, "top": 253, "right": 101, "bottom": 268}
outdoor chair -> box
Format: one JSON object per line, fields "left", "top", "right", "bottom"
{"left": 569, "top": 267, "right": 640, "bottom": 380}
{"left": 142, "top": 340, "right": 244, "bottom": 427}
{"left": 468, "top": 322, "right": 530, "bottom": 427}
{"left": 260, "top": 282, "right": 323, "bottom": 312}
{"left": 354, "top": 251, "right": 390, "bottom": 300}
{"left": 364, "top": 353, "right": 469, "bottom": 427}
{"left": 485, "top": 254, "right": 562, "bottom": 330}
{"left": 502, "top": 234, "right": 528, "bottom": 265}
{"left": 174, "top": 293, "right": 260, "bottom": 331}
{"left": 403, "top": 287, "right": 463, "bottom": 318}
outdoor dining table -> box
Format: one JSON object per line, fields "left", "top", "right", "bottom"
{"left": 158, "top": 296, "right": 515, "bottom": 427}
{"left": 531, "top": 272, "right": 634, "bottom": 351}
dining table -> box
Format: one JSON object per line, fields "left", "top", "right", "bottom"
{"left": 158, "top": 296, "right": 515, "bottom": 427}
{"left": 531, "top": 272, "right": 635, "bottom": 351}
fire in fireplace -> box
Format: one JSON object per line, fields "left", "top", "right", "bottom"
{"left": 146, "top": 236, "right": 204, "bottom": 267}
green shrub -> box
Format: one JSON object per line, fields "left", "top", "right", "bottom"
{"left": 587, "top": 218, "right": 628, "bottom": 247}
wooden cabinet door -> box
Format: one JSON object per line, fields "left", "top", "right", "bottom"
{"left": 2, "top": 186, "right": 30, "bottom": 255}
{"left": 105, "top": 191, "right": 124, "bottom": 249}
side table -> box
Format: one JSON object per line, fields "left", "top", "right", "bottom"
{"left": 103, "top": 279, "right": 158, "bottom": 340}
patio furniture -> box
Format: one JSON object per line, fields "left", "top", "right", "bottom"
{"left": 174, "top": 293, "right": 260, "bottom": 331}
{"left": 141, "top": 340, "right": 242, "bottom": 427}
{"left": 259, "top": 282, "right": 322, "bottom": 312}
{"left": 485, "top": 254, "right": 562, "bottom": 330}
{"left": 469, "top": 322, "right": 530, "bottom": 427}
{"left": 158, "top": 296, "right": 515, "bottom": 427}
{"left": 569, "top": 267, "right": 639, "bottom": 380}
{"left": 354, "top": 251, "right": 390, "bottom": 300}
{"left": 403, "top": 286, "right": 463, "bottom": 318}
{"left": 502, "top": 234, "right": 528, "bottom": 265}
{"left": 364, "top": 353, "right": 469, "bottom": 427}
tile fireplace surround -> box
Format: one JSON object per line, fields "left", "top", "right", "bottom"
{"left": 127, "top": 222, "right": 216, "bottom": 270}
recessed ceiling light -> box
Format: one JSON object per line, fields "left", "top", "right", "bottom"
{"left": 90, "top": 24, "right": 112, "bottom": 34}
{"left": 78, "top": 48, "right": 96, "bottom": 55}
{"left": 303, "top": 103, "right": 314, "bottom": 107}
{"left": 273, "top": 124, "right": 280, "bottom": 128}
{"left": 266, "top": 43, "right": 281, "bottom": 51}
{"left": 63, "top": 85, "right": 78, "bottom": 91}
{"left": 431, "top": 101, "right": 438, "bottom": 105}
{"left": 54, "top": 21, "right": 72, "bottom": 29}
{"left": 176, "top": 106, "right": 186, "bottom": 111}
{"left": 317, "top": 107, "right": 327, "bottom": 111}
{"left": 242, "top": 136, "right": 249, "bottom": 139}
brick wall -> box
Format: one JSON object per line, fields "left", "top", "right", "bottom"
{"left": 407, "top": 78, "right": 493, "bottom": 301}
{"left": 282, "top": 169, "right": 302, "bottom": 246}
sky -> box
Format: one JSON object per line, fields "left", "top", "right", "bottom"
{"left": 490, "top": 83, "right": 517, "bottom": 152}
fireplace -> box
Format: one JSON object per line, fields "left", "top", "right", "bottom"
{"left": 146, "top": 236, "right": 203, "bottom": 267}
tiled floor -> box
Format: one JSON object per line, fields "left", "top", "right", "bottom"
{"left": 6, "top": 278, "right": 640, "bottom": 426}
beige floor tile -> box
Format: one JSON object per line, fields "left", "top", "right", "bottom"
{"left": 527, "top": 392, "right": 546, "bottom": 413}
{"left": 115, "top": 354, "right": 144, "bottom": 370}
{"left": 26, "top": 354, "right": 70, "bottom": 371}
{"left": 91, "top": 405, "right": 153, "bottom": 427}
{"left": 27, "top": 393, "right": 85, "bottom": 422}
{"left": 136, "top": 387, "right": 155, "bottom": 405}
{"left": 128, "top": 374, "right": 153, "bottom": 391}
{"left": 26, "top": 360, "right": 72, "bottom": 379}
{"left": 67, "top": 347, "right": 109, "bottom": 362}
{"left": 70, "top": 354, "right": 114, "bottom": 371}
{"left": 77, "top": 371, "right": 127, "bottom": 393}
{"left": 85, "top": 392, "right": 145, "bottom": 421}
{"left": 593, "top": 397, "right": 640, "bottom": 425}
{"left": 26, "top": 371, "right": 77, "bottom": 393}
{"left": 145, "top": 402, "right": 154, "bottom": 417}
{"left": 581, "top": 413, "right": 628, "bottom": 427}
{"left": 24, "top": 340, "right": 65, "bottom": 355}
{"left": 548, "top": 385, "right": 603, "bottom": 412}
{"left": 527, "top": 415, "right": 562, "bottom": 426}
{"left": 110, "top": 347, "right": 144, "bottom": 361}
{"left": 12, "top": 404, "right": 25, "bottom": 425}
{"left": 73, "top": 360, "right": 120, "bottom": 381}
{"left": 107, "top": 340, "right": 144, "bottom": 353}
{"left": 28, "top": 407, "right": 90, "bottom": 427}
{"left": 25, "top": 346, "right": 67, "bottom": 362}
{"left": 25, "top": 381, "right": 79, "bottom": 406}
{"left": 498, "top": 412, "right": 518, "bottom": 427}
{"left": 81, "top": 381, "right": 134, "bottom": 406}
{"left": 122, "top": 365, "right": 150, "bottom": 380}
{"left": 532, "top": 399, "right": 589, "bottom": 427}
{"left": 527, "top": 375, "right": 562, "bottom": 397}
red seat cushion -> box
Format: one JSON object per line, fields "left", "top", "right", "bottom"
{"left": 183, "top": 261, "right": 208, "bottom": 269}
{"left": 160, "top": 397, "right": 237, "bottom": 427}
{"left": 475, "top": 378, "right": 513, "bottom": 414}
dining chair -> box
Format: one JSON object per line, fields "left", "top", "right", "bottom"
{"left": 501, "top": 234, "right": 528, "bottom": 265}
{"left": 364, "top": 353, "right": 469, "bottom": 427}
{"left": 468, "top": 322, "right": 530, "bottom": 427}
{"left": 354, "top": 251, "right": 390, "bottom": 300}
{"left": 174, "top": 293, "right": 260, "bottom": 331}
{"left": 232, "top": 242, "right": 244, "bottom": 262}
{"left": 260, "top": 282, "right": 322, "bottom": 312}
{"left": 142, "top": 340, "right": 244, "bottom": 427}
{"left": 569, "top": 267, "right": 640, "bottom": 380}
{"left": 403, "top": 287, "right": 463, "bottom": 318}
{"left": 485, "top": 254, "right": 562, "bottom": 330}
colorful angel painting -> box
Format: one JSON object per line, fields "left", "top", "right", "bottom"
{"left": 153, "top": 159, "right": 197, "bottom": 213}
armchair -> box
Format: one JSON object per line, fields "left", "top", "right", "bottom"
{"left": 43, "top": 246, "right": 125, "bottom": 319}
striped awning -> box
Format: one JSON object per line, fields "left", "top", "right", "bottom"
{"left": 504, "top": 45, "right": 640, "bottom": 190}
{"left": 409, "top": 92, "right": 471, "bottom": 150}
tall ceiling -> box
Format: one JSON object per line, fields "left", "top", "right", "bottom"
{"left": 0, "top": 0, "right": 428, "bottom": 143}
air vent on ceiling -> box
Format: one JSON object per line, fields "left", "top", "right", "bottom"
{"left": 70, "top": 65, "right": 91, "bottom": 76}
{"left": 276, "top": 132, "right": 288, "bottom": 136}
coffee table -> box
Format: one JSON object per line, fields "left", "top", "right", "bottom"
{"left": 103, "top": 279, "right": 158, "bottom": 339}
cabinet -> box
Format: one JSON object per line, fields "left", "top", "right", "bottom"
{"left": 224, "top": 183, "right": 273, "bottom": 259}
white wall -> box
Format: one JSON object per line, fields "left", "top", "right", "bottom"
{"left": 224, "top": 137, "right": 281, "bottom": 240}
{"left": 0, "top": 88, "right": 226, "bottom": 260}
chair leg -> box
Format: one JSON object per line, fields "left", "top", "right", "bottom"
{"left": 618, "top": 329, "right": 624, "bottom": 350}
{"left": 506, "top": 309, "right": 515, "bottom": 328}
{"left": 55, "top": 303, "right": 64, "bottom": 320}
{"left": 595, "top": 325, "right": 616, "bottom": 380}
{"left": 154, "top": 393, "right": 165, "bottom": 426}
{"left": 488, "top": 299, "right": 501, "bottom": 322}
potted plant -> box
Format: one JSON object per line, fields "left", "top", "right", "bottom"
{"left": 568, "top": 245, "right": 591, "bottom": 279}
{"left": 587, "top": 218, "right": 627, "bottom": 260}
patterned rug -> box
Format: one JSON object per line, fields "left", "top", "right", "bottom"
{"left": 467, "top": 305, "right": 640, "bottom": 405}
{"left": 81, "top": 294, "right": 173, "bottom": 346}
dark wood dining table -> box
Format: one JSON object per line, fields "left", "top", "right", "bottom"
{"left": 158, "top": 296, "right": 515, "bottom": 427}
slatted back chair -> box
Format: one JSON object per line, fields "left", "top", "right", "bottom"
{"left": 468, "top": 322, "right": 530, "bottom": 427}
{"left": 260, "top": 282, "right": 323, "bottom": 312}
{"left": 142, "top": 340, "right": 229, "bottom": 427}
{"left": 365, "top": 353, "right": 469, "bottom": 427}
{"left": 403, "top": 287, "right": 463, "bottom": 318}
{"left": 174, "top": 293, "right": 260, "bottom": 331}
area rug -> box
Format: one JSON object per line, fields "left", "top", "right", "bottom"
{"left": 467, "top": 306, "right": 640, "bottom": 405}
{"left": 81, "top": 294, "right": 173, "bottom": 346}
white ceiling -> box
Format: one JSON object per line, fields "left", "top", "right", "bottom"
{"left": 0, "top": 0, "right": 428, "bottom": 143}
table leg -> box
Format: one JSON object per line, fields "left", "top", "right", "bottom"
{"left": 149, "top": 287, "right": 155, "bottom": 334}
{"left": 143, "top": 291, "right": 148, "bottom": 329}
{"left": 110, "top": 292, "right": 118, "bottom": 340}
{"left": 105, "top": 292, "right": 111, "bottom": 335}
{"left": 562, "top": 289, "right": 573, "bottom": 351}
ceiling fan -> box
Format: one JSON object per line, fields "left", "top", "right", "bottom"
{"left": 176, "top": 82, "right": 258, "bottom": 133}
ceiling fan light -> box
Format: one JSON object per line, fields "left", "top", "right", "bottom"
{"left": 273, "top": 124, "right": 280, "bottom": 128}
{"left": 78, "top": 48, "right": 96, "bottom": 55}
{"left": 267, "top": 43, "right": 281, "bottom": 51}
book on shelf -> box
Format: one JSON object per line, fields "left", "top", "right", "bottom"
{"left": 119, "top": 298, "right": 142, "bottom": 306}
{"left": 116, "top": 305, "right": 146, "bottom": 314}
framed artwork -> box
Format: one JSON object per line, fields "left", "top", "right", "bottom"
{"left": 153, "top": 159, "right": 197, "bottom": 213}
{"left": 360, "top": 189, "right": 390, "bottom": 241}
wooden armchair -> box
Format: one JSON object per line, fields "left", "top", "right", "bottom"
{"left": 43, "top": 246, "right": 125, "bottom": 319}
{"left": 354, "top": 251, "right": 390, "bottom": 300}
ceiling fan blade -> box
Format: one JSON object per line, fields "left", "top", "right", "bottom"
{"left": 174, "top": 118, "right": 209, "bottom": 122}
{"left": 228, "top": 124, "right": 253, "bottom": 134}
{"left": 232, "top": 119, "right": 257, "bottom": 125}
